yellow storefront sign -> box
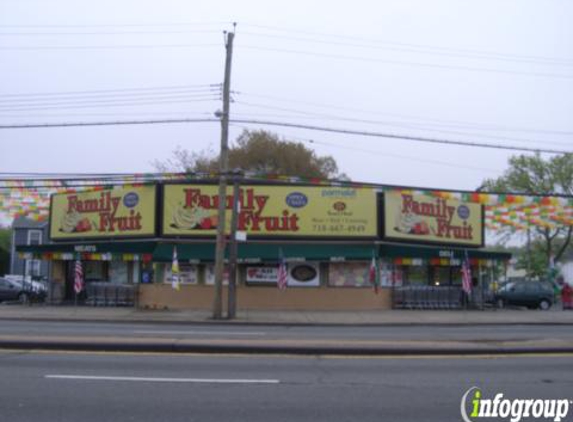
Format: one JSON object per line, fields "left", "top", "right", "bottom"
{"left": 162, "top": 184, "right": 377, "bottom": 238}
{"left": 50, "top": 186, "right": 157, "bottom": 240}
{"left": 384, "top": 191, "right": 483, "bottom": 246}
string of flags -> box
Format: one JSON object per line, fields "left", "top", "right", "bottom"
{"left": 1, "top": 173, "right": 572, "bottom": 230}
{"left": 18, "top": 251, "right": 153, "bottom": 262}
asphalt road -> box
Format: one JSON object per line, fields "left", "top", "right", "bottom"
{"left": 0, "top": 350, "right": 572, "bottom": 422}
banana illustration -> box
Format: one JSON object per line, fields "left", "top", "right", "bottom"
{"left": 172, "top": 205, "right": 210, "bottom": 229}
{"left": 60, "top": 211, "right": 82, "bottom": 233}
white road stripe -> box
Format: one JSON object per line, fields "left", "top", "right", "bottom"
{"left": 45, "top": 375, "right": 280, "bottom": 384}
{"left": 133, "top": 330, "right": 267, "bottom": 336}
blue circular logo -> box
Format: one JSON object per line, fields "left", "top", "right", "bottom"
{"left": 458, "top": 205, "right": 470, "bottom": 220}
{"left": 286, "top": 192, "right": 308, "bottom": 208}
{"left": 123, "top": 192, "right": 139, "bottom": 208}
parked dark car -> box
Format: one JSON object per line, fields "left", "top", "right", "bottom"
{"left": 0, "top": 277, "right": 46, "bottom": 303}
{"left": 494, "top": 280, "right": 554, "bottom": 310}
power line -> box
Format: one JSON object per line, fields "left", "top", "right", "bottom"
{"left": 0, "top": 43, "right": 220, "bottom": 51}
{"left": 0, "top": 111, "right": 213, "bottom": 118}
{"left": 1, "top": 117, "right": 572, "bottom": 155}
{"left": 0, "top": 98, "right": 219, "bottom": 112}
{"left": 235, "top": 91, "right": 573, "bottom": 136}
{"left": 0, "top": 22, "right": 231, "bottom": 29}
{"left": 0, "top": 84, "right": 220, "bottom": 98}
{"left": 229, "top": 119, "right": 573, "bottom": 155}
{"left": 240, "top": 23, "right": 573, "bottom": 66}
{"left": 0, "top": 118, "right": 217, "bottom": 129}
{"left": 4, "top": 84, "right": 570, "bottom": 138}
{"left": 239, "top": 31, "right": 573, "bottom": 67}
{"left": 0, "top": 88, "right": 220, "bottom": 104}
{"left": 0, "top": 29, "right": 220, "bottom": 36}
{"left": 239, "top": 45, "right": 573, "bottom": 80}
{"left": 0, "top": 93, "right": 220, "bottom": 109}
{"left": 232, "top": 101, "right": 573, "bottom": 148}
{"left": 228, "top": 122, "right": 500, "bottom": 174}
{"left": 232, "top": 110, "right": 573, "bottom": 142}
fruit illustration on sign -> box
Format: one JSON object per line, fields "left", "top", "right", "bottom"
{"left": 59, "top": 211, "right": 94, "bottom": 234}
{"left": 172, "top": 204, "right": 217, "bottom": 230}
{"left": 199, "top": 215, "right": 218, "bottom": 229}
{"left": 394, "top": 207, "right": 430, "bottom": 236}
{"left": 75, "top": 218, "right": 92, "bottom": 232}
{"left": 411, "top": 221, "right": 429, "bottom": 235}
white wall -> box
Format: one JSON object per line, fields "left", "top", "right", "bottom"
{"left": 561, "top": 262, "right": 573, "bottom": 286}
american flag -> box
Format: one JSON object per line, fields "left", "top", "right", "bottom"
{"left": 461, "top": 251, "right": 472, "bottom": 295}
{"left": 277, "top": 250, "right": 288, "bottom": 290}
{"left": 74, "top": 260, "right": 84, "bottom": 294}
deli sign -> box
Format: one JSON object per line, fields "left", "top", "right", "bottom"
{"left": 384, "top": 191, "right": 483, "bottom": 246}
{"left": 50, "top": 186, "right": 157, "bottom": 240}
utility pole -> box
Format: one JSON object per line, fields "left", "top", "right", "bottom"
{"left": 227, "top": 171, "right": 241, "bottom": 320}
{"left": 212, "top": 30, "right": 234, "bottom": 320}
{"left": 526, "top": 225, "right": 532, "bottom": 279}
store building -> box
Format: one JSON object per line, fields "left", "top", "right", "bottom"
{"left": 17, "top": 182, "right": 510, "bottom": 310}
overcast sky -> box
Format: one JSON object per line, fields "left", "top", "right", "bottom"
{"left": 1, "top": 0, "right": 572, "bottom": 192}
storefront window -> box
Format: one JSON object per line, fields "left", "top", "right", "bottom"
{"left": 451, "top": 266, "right": 462, "bottom": 286}
{"left": 204, "top": 264, "right": 229, "bottom": 286}
{"left": 392, "top": 266, "right": 404, "bottom": 287}
{"left": 85, "top": 261, "right": 106, "bottom": 282}
{"left": 132, "top": 262, "right": 141, "bottom": 284}
{"left": 430, "top": 266, "right": 451, "bottom": 286}
{"left": 328, "top": 262, "right": 370, "bottom": 287}
{"left": 165, "top": 263, "right": 199, "bottom": 284}
{"left": 246, "top": 265, "right": 278, "bottom": 286}
{"left": 404, "top": 266, "right": 428, "bottom": 286}
{"left": 109, "top": 261, "right": 129, "bottom": 284}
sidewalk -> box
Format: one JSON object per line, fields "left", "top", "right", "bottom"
{"left": 1, "top": 303, "right": 573, "bottom": 326}
{"left": 1, "top": 304, "right": 573, "bottom": 355}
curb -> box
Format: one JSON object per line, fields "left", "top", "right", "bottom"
{"left": 1, "top": 339, "right": 573, "bottom": 356}
{"left": 0, "top": 316, "right": 572, "bottom": 328}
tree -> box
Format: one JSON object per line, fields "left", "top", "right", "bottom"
{"left": 0, "top": 227, "right": 12, "bottom": 276}
{"left": 482, "top": 153, "right": 573, "bottom": 269}
{"left": 154, "top": 129, "right": 344, "bottom": 179}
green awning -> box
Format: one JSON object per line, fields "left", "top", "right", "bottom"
{"left": 16, "top": 241, "right": 158, "bottom": 254}
{"left": 17, "top": 241, "right": 510, "bottom": 263}
{"left": 379, "top": 243, "right": 511, "bottom": 260}
{"left": 153, "top": 243, "right": 216, "bottom": 262}
{"left": 153, "top": 243, "right": 377, "bottom": 263}
{"left": 238, "top": 244, "right": 376, "bottom": 262}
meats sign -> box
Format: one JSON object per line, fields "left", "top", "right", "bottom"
{"left": 50, "top": 186, "right": 157, "bottom": 240}
{"left": 384, "top": 191, "right": 483, "bottom": 246}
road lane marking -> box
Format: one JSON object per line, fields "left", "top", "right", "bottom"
{"left": 45, "top": 375, "right": 280, "bottom": 384}
{"left": 133, "top": 330, "right": 267, "bottom": 336}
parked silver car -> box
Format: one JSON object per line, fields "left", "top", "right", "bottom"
{"left": 0, "top": 277, "right": 46, "bottom": 303}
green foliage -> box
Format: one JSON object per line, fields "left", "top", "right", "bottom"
{"left": 515, "top": 245, "right": 552, "bottom": 279}
{"left": 0, "top": 227, "right": 11, "bottom": 251}
{"left": 154, "top": 129, "right": 343, "bottom": 179}
{"left": 482, "top": 153, "right": 573, "bottom": 271}
{"left": 0, "top": 227, "right": 12, "bottom": 276}
{"left": 482, "top": 153, "right": 573, "bottom": 195}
